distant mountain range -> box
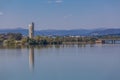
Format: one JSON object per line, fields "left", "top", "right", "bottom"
{"left": 0, "top": 28, "right": 120, "bottom": 36}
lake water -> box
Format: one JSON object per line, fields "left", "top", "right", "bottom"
{"left": 0, "top": 44, "right": 120, "bottom": 80}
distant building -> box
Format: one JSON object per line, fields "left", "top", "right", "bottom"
{"left": 95, "top": 39, "right": 103, "bottom": 44}
{"left": 29, "top": 22, "right": 34, "bottom": 38}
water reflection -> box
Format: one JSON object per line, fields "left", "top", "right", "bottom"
{"left": 29, "top": 46, "right": 34, "bottom": 72}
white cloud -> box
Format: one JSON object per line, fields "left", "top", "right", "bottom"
{"left": 0, "top": 12, "right": 3, "bottom": 16}
{"left": 48, "top": 1, "right": 52, "bottom": 3}
{"left": 55, "top": 0, "right": 63, "bottom": 3}
{"left": 64, "top": 14, "right": 73, "bottom": 19}
{"left": 48, "top": 0, "right": 63, "bottom": 4}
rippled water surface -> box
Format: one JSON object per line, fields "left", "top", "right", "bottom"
{"left": 0, "top": 44, "right": 120, "bottom": 80}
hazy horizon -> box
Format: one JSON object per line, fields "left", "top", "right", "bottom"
{"left": 0, "top": 27, "right": 120, "bottom": 31}
{"left": 0, "top": 0, "right": 120, "bottom": 29}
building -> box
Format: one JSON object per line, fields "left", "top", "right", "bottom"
{"left": 29, "top": 22, "right": 34, "bottom": 38}
{"left": 95, "top": 39, "right": 104, "bottom": 44}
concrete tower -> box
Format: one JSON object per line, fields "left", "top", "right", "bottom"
{"left": 29, "top": 22, "right": 34, "bottom": 39}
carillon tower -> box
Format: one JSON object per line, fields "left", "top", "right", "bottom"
{"left": 29, "top": 22, "right": 34, "bottom": 39}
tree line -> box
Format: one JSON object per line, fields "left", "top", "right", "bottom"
{"left": 1, "top": 33, "right": 120, "bottom": 45}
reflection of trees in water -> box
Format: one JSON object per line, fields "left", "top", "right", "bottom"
{"left": 28, "top": 45, "right": 53, "bottom": 50}
{"left": 0, "top": 45, "right": 22, "bottom": 49}
{"left": 77, "top": 44, "right": 86, "bottom": 48}
{"left": 0, "top": 44, "right": 97, "bottom": 50}
{"left": 61, "top": 44, "right": 87, "bottom": 48}
{"left": 55, "top": 45, "right": 61, "bottom": 48}
{"left": 90, "top": 44, "right": 95, "bottom": 47}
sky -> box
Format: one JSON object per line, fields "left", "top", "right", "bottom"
{"left": 0, "top": 0, "right": 120, "bottom": 30}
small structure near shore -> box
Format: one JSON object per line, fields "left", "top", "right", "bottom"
{"left": 96, "top": 39, "right": 120, "bottom": 44}
{"left": 95, "top": 39, "right": 103, "bottom": 44}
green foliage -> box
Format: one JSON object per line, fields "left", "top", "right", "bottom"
{"left": 7, "top": 33, "right": 22, "bottom": 40}
{"left": 4, "top": 39, "right": 16, "bottom": 46}
{"left": 1, "top": 32, "right": 120, "bottom": 46}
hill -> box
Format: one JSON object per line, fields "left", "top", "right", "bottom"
{"left": 0, "top": 28, "right": 120, "bottom": 36}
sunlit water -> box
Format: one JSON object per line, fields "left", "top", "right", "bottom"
{"left": 0, "top": 44, "right": 120, "bottom": 80}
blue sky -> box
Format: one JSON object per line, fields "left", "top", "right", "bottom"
{"left": 0, "top": 0, "right": 120, "bottom": 30}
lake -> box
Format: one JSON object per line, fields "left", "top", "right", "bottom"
{"left": 0, "top": 44, "right": 120, "bottom": 80}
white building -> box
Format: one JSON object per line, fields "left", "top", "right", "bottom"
{"left": 29, "top": 22, "right": 34, "bottom": 38}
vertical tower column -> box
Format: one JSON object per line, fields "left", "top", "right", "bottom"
{"left": 29, "top": 22, "right": 34, "bottom": 39}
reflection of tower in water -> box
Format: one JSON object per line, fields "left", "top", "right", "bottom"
{"left": 29, "top": 47, "right": 34, "bottom": 71}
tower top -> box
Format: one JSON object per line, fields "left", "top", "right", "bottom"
{"left": 29, "top": 22, "right": 34, "bottom": 27}
{"left": 32, "top": 22, "right": 34, "bottom": 24}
